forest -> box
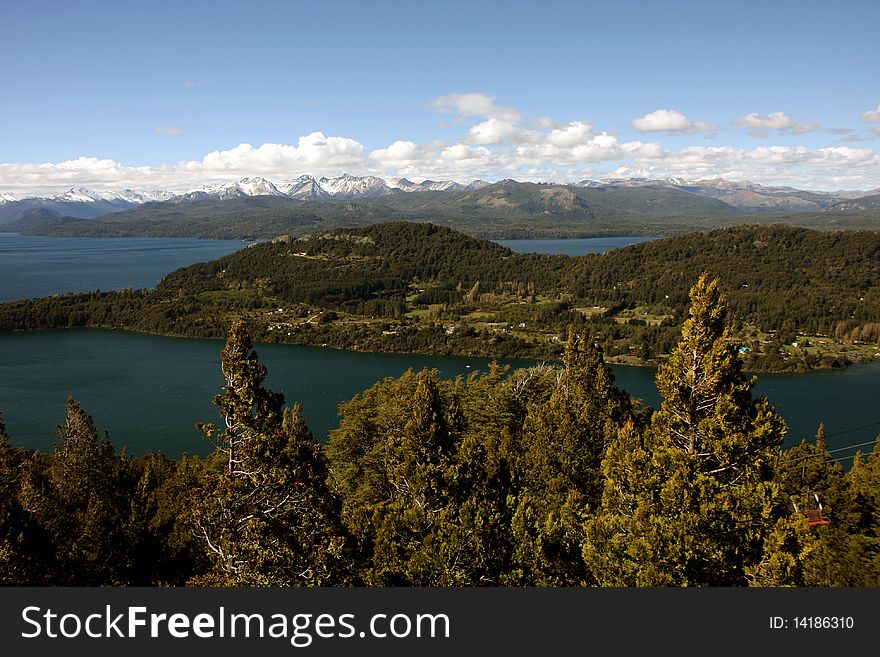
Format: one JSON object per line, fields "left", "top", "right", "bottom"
{"left": 1, "top": 275, "right": 878, "bottom": 586}
{"left": 1, "top": 222, "right": 879, "bottom": 372}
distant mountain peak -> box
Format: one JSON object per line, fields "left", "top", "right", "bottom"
{"left": 2, "top": 175, "right": 875, "bottom": 219}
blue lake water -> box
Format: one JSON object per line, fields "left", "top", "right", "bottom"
{"left": 0, "top": 328, "right": 878, "bottom": 460}
{"left": 0, "top": 233, "right": 877, "bottom": 462}
{"left": 0, "top": 233, "right": 248, "bottom": 302}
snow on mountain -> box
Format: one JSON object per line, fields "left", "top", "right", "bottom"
{"left": 7, "top": 176, "right": 875, "bottom": 214}
{"left": 466, "top": 180, "right": 491, "bottom": 190}
{"left": 117, "top": 189, "right": 177, "bottom": 203}
{"left": 281, "top": 175, "right": 329, "bottom": 200}
{"left": 198, "top": 178, "right": 282, "bottom": 200}
{"left": 318, "top": 174, "right": 396, "bottom": 198}
{"left": 4, "top": 176, "right": 500, "bottom": 206}
{"left": 234, "top": 177, "right": 286, "bottom": 197}
{"left": 420, "top": 180, "right": 465, "bottom": 191}
{"left": 51, "top": 188, "right": 111, "bottom": 203}
{"left": 387, "top": 178, "right": 425, "bottom": 193}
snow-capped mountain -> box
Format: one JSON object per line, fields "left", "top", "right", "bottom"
{"left": 318, "top": 174, "right": 397, "bottom": 199}
{"left": 420, "top": 180, "right": 466, "bottom": 192}
{"left": 52, "top": 188, "right": 119, "bottom": 203}
{"left": 116, "top": 189, "right": 178, "bottom": 204}
{"left": 3, "top": 175, "right": 877, "bottom": 225}
{"left": 2, "top": 175, "right": 502, "bottom": 209}
{"left": 198, "top": 177, "right": 286, "bottom": 200}
{"left": 281, "top": 175, "right": 330, "bottom": 200}
{"left": 386, "top": 178, "right": 425, "bottom": 193}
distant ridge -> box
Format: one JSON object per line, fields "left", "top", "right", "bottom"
{"left": 2, "top": 174, "right": 879, "bottom": 229}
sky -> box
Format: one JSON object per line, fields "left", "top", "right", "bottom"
{"left": 1, "top": 0, "right": 879, "bottom": 194}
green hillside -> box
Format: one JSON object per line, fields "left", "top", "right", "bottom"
{"left": 2, "top": 222, "right": 878, "bottom": 372}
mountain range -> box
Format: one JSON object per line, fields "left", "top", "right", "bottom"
{"left": 0, "top": 175, "right": 493, "bottom": 223}
{"left": 3, "top": 174, "right": 880, "bottom": 225}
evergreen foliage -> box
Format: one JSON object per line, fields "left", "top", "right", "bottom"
{"left": 191, "top": 319, "right": 348, "bottom": 586}
{"left": 0, "top": 277, "right": 878, "bottom": 586}
{"left": 584, "top": 275, "right": 796, "bottom": 585}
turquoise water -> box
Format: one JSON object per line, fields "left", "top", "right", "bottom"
{"left": 1, "top": 328, "right": 878, "bottom": 459}
{"left": 0, "top": 233, "right": 247, "bottom": 302}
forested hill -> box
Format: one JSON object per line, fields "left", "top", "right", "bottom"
{"left": 1, "top": 222, "right": 879, "bottom": 371}
{"left": 574, "top": 225, "right": 880, "bottom": 336}
{"left": 156, "top": 222, "right": 554, "bottom": 303}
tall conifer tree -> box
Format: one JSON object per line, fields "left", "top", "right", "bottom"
{"left": 585, "top": 275, "right": 799, "bottom": 585}
{"left": 192, "top": 319, "right": 348, "bottom": 586}
{"left": 510, "top": 330, "right": 629, "bottom": 585}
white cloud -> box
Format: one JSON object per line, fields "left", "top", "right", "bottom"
{"left": 632, "top": 109, "right": 716, "bottom": 135}
{"left": 863, "top": 105, "right": 880, "bottom": 122}
{"left": 440, "top": 144, "right": 491, "bottom": 162}
{"left": 369, "top": 140, "right": 423, "bottom": 164}
{"left": 548, "top": 121, "right": 594, "bottom": 147}
{"left": 431, "top": 92, "right": 520, "bottom": 122}
{"left": 464, "top": 118, "right": 520, "bottom": 145}
{"left": 155, "top": 126, "right": 182, "bottom": 135}
{"left": 734, "top": 111, "right": 820, "bottom": 137}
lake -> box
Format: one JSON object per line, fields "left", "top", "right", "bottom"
{"left": 1, "top": 328, "right": 878, "bottom": 461}
{"left": 0, "top": 233, "right": 248, "bottom": 302}
{"left": 0, "top": 233, "right": 878, "bottom": 463}
{"left": 495, "top": 236, "right": 660, "bottom": 255}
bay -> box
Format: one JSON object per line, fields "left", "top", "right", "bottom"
{"left": 1, "top": 328, "right": 878, "bottom": 461}
{"left": 0, "top": 233, "right": 247, "bottom": 302}
{"left": 0, "top": 329, "right": 535, "bottom": 456}
{"left": 495, "top": 236, "right": 660, "bottom": 255}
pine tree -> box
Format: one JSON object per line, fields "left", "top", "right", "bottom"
{"left": 0, "top": 413, "right": 31, "bottom": 584}
{"left": 192, "top": 319, "right": 348, "bottom": 586}
{"left": 366, "top": 369, "right": 463, "bottom": 584}
{"left": 511, "top": 329, "right": 629, "bottom": 585}
{"left": 28, "top": 398, "right": 134, "bottom": 585}
{"left": 846, "top": 439, "right": 880, "bottom": 585}
{"left": 585, "top": 275, "right": 796, "bottom": 586}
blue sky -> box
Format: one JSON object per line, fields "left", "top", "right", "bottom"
{"left": 2, "top": 0, "right": 879, "bottom": 193}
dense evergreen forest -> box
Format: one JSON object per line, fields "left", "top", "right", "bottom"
{"left": 2, "top": 277, "right": 878, "bottom": 586}
{"left": 1, "top": 222, "right": 879, "bottom": 372}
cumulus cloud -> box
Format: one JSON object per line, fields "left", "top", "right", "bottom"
{"left": 863, "top": 105, "right": 880, "bottom": 122}
{"left": 734, "top": 112, "right": 820, "bottom": 137}
{"left": 464, "top": 118, "right": 520, "bottom": 145}
{"left": 369, "top": 140, "right": 423, "bottom": 164}
{"left": 155, "top": 126, "right": 182, "bottom": 135}
{"left": 632, "top": 109, "right": 716, "bottom": 135}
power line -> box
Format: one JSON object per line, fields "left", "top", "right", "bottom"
{"left": 823, "top": 420, "right": 880, "bottom": 440}
{"left": 784, "top": 451, "right": 878, "bottom": 472}
{"left": 786, "top": 438, "right": 879, "bottom": 465}
{"left": 783, "top": 421, "right": 880, "bottom": 467}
